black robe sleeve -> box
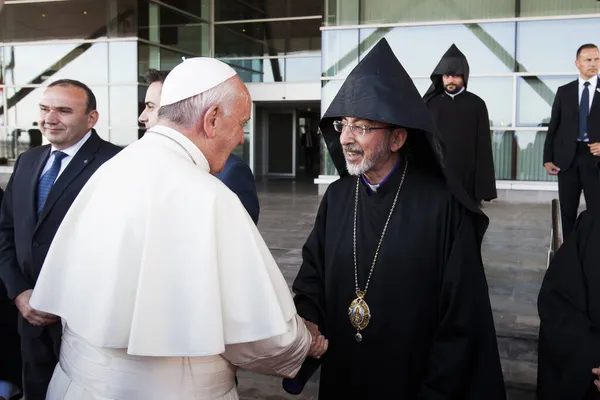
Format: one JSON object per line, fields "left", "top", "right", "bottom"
{"left": 419, "top": 210, "right": 506, "bottom": 399}
{"left": 291, "top": 191, "right": 329, "bottom": 331}
{"left": 537, "top": 211, "right": 600, "bottom": 400}
{"left": 474, "top": 100, "right": 497, "bottom": 202}
{"left": 282, "top": 192, "right": 330, "bottom": 394}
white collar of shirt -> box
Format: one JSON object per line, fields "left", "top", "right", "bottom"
{"left": 579, "top": 75, "right": 598, "bottom": 89}
{"left": 41, "top": 130, "right": 92, "bottom": 180}
{"left": 445, "top": 86, "right": 465, "bottom": 99}
{"left": 50, "top": 130, "right": 92, "bottom": 158}
{"left": 147, "top": 125, "right": 210, "bottom": 172}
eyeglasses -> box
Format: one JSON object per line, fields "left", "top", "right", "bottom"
{"left": 333, "top": 120, "right": 392, "bottom": 136}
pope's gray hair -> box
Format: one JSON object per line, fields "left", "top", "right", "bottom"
{"left": 157, "top": 78, "right": 242, "bottom": 128}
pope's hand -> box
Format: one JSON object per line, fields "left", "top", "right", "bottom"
{"left": 15, "top": 289, "right": 59, "bottom": 326}
{"left": 304, "top": 320, "right": 328, "bottom": 359}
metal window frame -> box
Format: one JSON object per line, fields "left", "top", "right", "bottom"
{"left": 320, "top": 13, "right": 600, "bottom": 30}
{"left": 215, "top": 15, "right": 322, "bottom": 24}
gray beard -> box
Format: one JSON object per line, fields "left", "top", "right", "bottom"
{"left": 344, "top": 138, "right": 391, "bottom": 176}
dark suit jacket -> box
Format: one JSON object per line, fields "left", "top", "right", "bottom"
{"left": 544, "top": 78, "right": 600, "bottom": 170}
{"left": 0, "top": 130, "right": 121, "bottom": 337}
{"left": 216, "top": 154, "right": 259, "bottom": 224}
{"left": 0, "top": 187, "right": 23, "bottom": 391}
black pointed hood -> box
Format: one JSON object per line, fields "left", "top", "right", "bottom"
{"left": 319, "top": 38, "right": 486, "bottom": 229}
{"left": 423, "top": 44, "right": 470, "bottom": 104}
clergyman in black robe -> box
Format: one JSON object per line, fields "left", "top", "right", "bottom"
{"left": 538, "top": 209, "right": 600, "bottom": 400}
{"left": 424, "top": 44, "right": 497, "bottom": 203}
{"left": 285, "top": 38, "right": 506, "bottom": 399}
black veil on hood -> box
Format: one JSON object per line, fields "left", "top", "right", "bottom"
{"left": 423, "top": 44, "right": 470, "bottom": 104}
{"left": 319, "top": 38, "right": 487, "bottom": 232}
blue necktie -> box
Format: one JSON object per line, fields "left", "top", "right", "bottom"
{"left": 37, "top": 151, "right": 67, "bottom": 214}
{"left": 579, "top": 81, "right": 590, "bottom": 142}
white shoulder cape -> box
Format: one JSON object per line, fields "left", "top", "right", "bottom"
{"left": 30, "top": 126, "right": 297, "bottom": 356}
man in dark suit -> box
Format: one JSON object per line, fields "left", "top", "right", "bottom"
{"left": 0, "top": 79, "right": 121, "bottom": 400}
{"left": 139, "top": 69, "right": 259, "bottom": 224}
{"left": 544, "top": 43, "right": 600, "bottom": 239}
{"left": 0, "top": 187, "right": 22, "bottom": 400}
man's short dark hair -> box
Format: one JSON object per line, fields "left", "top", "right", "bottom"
{"left": 144, "top": 69, "right": 170, "bottom": 85}
{"left": 577, "top": 43, "right": 598, "bottom": 58}
{"left": 47, "top": 79, "right": 97, "bottom": 113}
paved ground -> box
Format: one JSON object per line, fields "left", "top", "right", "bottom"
{"left": 236, "top": 179, "right": 553, "bottom": 400}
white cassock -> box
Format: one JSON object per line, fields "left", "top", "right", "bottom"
{"left": 29, "top": 125, "right": 311, "bottom": 400}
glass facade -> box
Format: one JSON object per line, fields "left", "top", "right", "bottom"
{"left": 214, "top": 0, "right": 321, "bottom": 86}
{"left": 0, "top": 0, "right": 597, "bottom": 186}
{"left": 320, "top": 1, "right": 600, "bottom": 182}
{"left": 0, "top": 0, "right": 208, "bottom": 156}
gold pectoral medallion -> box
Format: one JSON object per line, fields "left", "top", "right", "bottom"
{"left": 348, "top": 290, "right": 371, "bottom": 342}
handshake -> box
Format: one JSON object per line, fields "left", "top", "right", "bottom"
{"left": 303, "top": 319, "right": 328, "bottom": 359}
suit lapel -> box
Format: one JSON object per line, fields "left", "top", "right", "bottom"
{"left": 571, "top": 80, "right": 580, "bottom": 113}
{"left": 36, "top": 132, "right": 101, "bottom": 228}
{"left": 591, "top": 76, "right": 600, "bottom": 111}
{"left": 29, "top": 146, "right": 51, "bottom": 221}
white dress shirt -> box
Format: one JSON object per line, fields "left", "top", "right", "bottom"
{"left": 40, "top": 131, "right": 92, "bottom": 182}
{"left": 578, "top": 75, "right": 598, "bottom": 112}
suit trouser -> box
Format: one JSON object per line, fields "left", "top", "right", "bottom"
{"left": 20, "top": 320, "right": 61, "bottom": 400}
{"left": 558, "top": 142, "right": 600, "bottom": 239}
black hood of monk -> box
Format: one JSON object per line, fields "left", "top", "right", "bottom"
{"left": 423, "top": 43, "right": 470, "bottom": 104}
{"left": 319, "top": 38, "right": 487, "bottom": 236}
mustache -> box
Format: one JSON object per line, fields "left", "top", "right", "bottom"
{"left": 343, "top": 145, "right": 364, "bottom": 154}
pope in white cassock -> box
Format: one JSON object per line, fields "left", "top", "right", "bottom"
{"left": 28, "top": 58, "right": 324, "bottom": 399}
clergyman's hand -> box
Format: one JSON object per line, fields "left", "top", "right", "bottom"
{"left": 303, "top": 320, "right": 328, "bottom": 359}
{"left": 15, "top": 289, "right": 59, "bottom": 326}
{"left": 544, "top": 162, "right": 560, "bottom": 175}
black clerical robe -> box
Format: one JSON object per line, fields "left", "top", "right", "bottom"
{"left": 293, "top": 162, "right": 506, "bottom": 399}
{"left": 427, "top": 91, "right": 497, "bottom": 202}
{"left": 538, "top": 210, "right": 600, "bottom": 400}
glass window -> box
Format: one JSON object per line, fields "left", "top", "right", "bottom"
{"left": 467, "top": 77, "right": 513, "bottom": 128}
{"left": 109, "top": 85, "right": 139, "bottom": 145}
{"left": 138, "top": 2, "right": 209, "bottom": 55}
{"left": 516, "top": 18, "right": 600, "bottom": 73}
{"left": 514, "top": 130, "right": 556, "bottom": 181}
{"left": 324, "top": 0, "right": 516, "bottom": 26}
{"left": 216, "top": 0, "right": 321, "bottom": 21}
{"left": 517, "top": 75, "right": 574, "bottom": 127}
{"left": 320, "top": 79, "right": 343, "bottom": 176}
{"left": 109, "top": 41, "right": 138, "bottom": 83}
{"left": 215, "top": 19, "right": 321, "bottom": 58}
{"left": 520, "top": 0, "right": 600, "bottom": 18}
{"left": 137, "top": 42, "right": 190, "bottom": 78}
{"left": 285, "top": 57, "right": 321, "bottom": 82}
{"left": 157, "top": 0, "right": 210, "bottom": 20}
{"left": 491, "top": 129, "right": 515, "bottom": 180}
{"left": 325, "top": 0, "right": 359, "bottom": 26}
{"left": 226, "top": 56, "right": 321, "bottom": 83}
{"left": 0, "top": 0, "right": 136, "bottom": 42}
{"left": 358, "top": 22, "right": 516, "bottom": 76}
{"left": 322, "top": 30, "right": 359, "bottom": 78}
{"left": 1, "top": 42, "right": 110, "bottom": 87}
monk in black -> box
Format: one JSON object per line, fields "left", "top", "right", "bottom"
{"left": 286, "top": 38, "right": 506, "bottom": 399}
{"left": 538, "top": 208, "right": 600, "bottom": 400}
{"left": 424, "top": 44, "right": 497, "bottom": 204}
